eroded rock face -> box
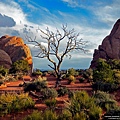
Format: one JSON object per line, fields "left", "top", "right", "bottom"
{"left": 0, "top": 49, "right": 12, "bottom": 69}
{"left": 90, "top": 19, "right": 120, "bottom": 68}
{"left": 0, "top": 35, "right": 33, "bottom": 72}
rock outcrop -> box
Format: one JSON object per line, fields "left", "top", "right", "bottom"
{"left": 0, "top": 49, "right": 12, "bottom": 69}
{"left": 0, "top": 35, "right": 33, "bottom": 72}
{"left": 90, "top": 19, "right": 120, "bottom": 68}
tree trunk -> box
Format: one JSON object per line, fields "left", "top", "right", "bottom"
{"left": 55, "top": 72, "right": 61, "bottom": 88}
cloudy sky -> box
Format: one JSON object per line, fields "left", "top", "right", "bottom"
{"left": 0, "top": 0, "right": 120, "bottom": 70}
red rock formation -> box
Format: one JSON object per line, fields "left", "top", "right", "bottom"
{"left": 0, "top": 49, "right": 12, "bottom": 69}
{"left": 90, "top": 19, "right": 120, "bottom": 68}
{"left": 0, "top": 35, "right": 33, "bottom": 72}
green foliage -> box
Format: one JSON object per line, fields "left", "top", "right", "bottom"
{"left": 23, "top": 110, "right": 43, "bottom": 120}
{"left": 24, "top": 77, "right": 47, "bottom": 92}
{"left": 92, "top": 58, "right": 120, "bottom": 92}
{"left": 92, "top": 81, "right": 119, "bottom": 92}
{"left": 79, "top": 77, "right": 85, "bottom": 83}
{"left": 32, "top": 69, "right": 43, "bottom": 76}
{"left": 43, "top": 110, "right": 58, "bottom": 120}
{"left": 93, "top": 91, "right": 118, "bottom": 112}
{"left": 67, "top": 68, "right": 79, "bottom": 77}
{"left": 65, "top": 91, "right": 102, "bottom": 120}
{"left": 58, "top": 110, "right": 72, "bottom": 120}
{"left": 44, "top": 98, "right": 56, "bottom": 110}
{"left": 68, "top": 75, "right": 76, "bottom": 84}
{"left": 0, "top": 66, "right": 8, "bottom": 76}
{"left": 41, "top": 88, "right": 58, "bottom": 100}
{"left": 0, "top": 93, "right": 35, "bottom": 116}
{"left": 57, "top": 87, "right": 69, "bottom": 96}
{"left": 10, "top": 60, "right": 30, "bottom": 74}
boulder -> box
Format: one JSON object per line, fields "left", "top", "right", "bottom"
{"left": 0, "top": 49, "right": 12, "bottom": 69}
{"left": 0, "top": 35, "right": 33, "bottom": 73}
{"left": 90, "top": 19, "right": 120, "bottom": 68}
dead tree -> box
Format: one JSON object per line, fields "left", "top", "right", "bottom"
{"left": 26, "top": 25, "right": 87, "bottom": 87}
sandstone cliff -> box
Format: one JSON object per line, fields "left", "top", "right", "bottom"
{"left": 0, "top": 35, "right": 33, "bottom": 72}
{"left": 90, "top": 19, "right": 120, "bottom": 68}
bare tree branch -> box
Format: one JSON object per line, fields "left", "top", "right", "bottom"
{"left": 27, "top": 25, "right": 88, "bottom": 87}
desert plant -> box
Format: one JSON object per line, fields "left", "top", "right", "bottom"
{"left": 67, "top": 68, "right": 79, "bottom": 77}
{"left": 42, "top": 88, "right": 58, "bottom": 100}
{"left": 93, "top": 91, "right": 118, "bottom": 112}
{"left": 42, "top": 110, "right": 58, "bottom": 120}
{"left": 45, "top": 98, "right": 56, "bottom": 110}
{"left": 65, "top": 91, "right": 102, "bottom": 120}
{"left": 57, "top": 87, "right": 69, "bottom": 96}
{"left": 23, "top": 110, "right": 43, "bottom": 120}
{"left": 0, "top": 66, "right": 8, "bottom": 76}
{"left": 58, "top": 110, "right": 72, "bottom": 120}
{"left": 79, "top": 77, "right": 85, "bottom": 83}
{"left": 68, "top": 75, "right": 76, "bottom": 84}
{"left": 0, "top": 93, "right": 35, "bottom": 116}
{"left": 24, "top": 79, "right": 47, "bottom": 92}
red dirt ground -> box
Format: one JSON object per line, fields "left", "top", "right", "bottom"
{"left": 0, "top": 75, "right": 119, "bottom": 120}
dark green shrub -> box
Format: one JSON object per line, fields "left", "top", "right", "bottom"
{"left": 79, "top": 77, "right": 85, "bottom": 83}
{"left": 93, "top": 91, "right": 118, "bottom": 112}
{"left": 23, "top": 110, "right": 43, "bottom": 120}
{"left": 92, "top": 81, "right": 119, "bottom": 92}
{"left": 65, "top": 91, "right": 102, "bottom": 120}
{"left": 0, "top": 66, "right": 8, "bottom": 76}
{"left": 58, "top": 110, "right": 72, "bottom": 120}
{"left": 57, "top": 87, "right": 69, "bottom": 96}
{"left": 0, "top": 93, "right": 35, "bottom": 116}
{"left": 44, "top": 98, "right": 56, "bottom": 110}
{"left": 24, "top": 79, "right": 47, "bottom": 92}
{"left": 43, "top": 110, "right": 58, "bottom": 120}
{"left": 42, "top": 88, "right": 58, "bottom": 100}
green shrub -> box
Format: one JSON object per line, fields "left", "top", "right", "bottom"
{"left": 79, "top": 77, "right": 85, "bottom": 83}
{"left": 58, "top": 110, "right": 72, "bottom": 120}
{"left": 92, "top": 81, "right": 119, "bottom": 92}
{"left": 23, "top": 110, "right": 43, "bottom": 120}
{"left": 43, "top": 110, "right": 58, "bottom": 120}
{"left": 65, "top": 91, "right": 102, "bottom": 119}
{"left": 57, "top": 87, "right": 69, "bottom": 96}
{"left": 66, "top": 68, "right": 79, "bottom": 77}
{"left": 68, "top": 75, "right": 76, "bottom": 84}
{"left": 42, "top": 88, "right": 58, "bottom": 100}
{"left": 93, "top": 91, "right": 118, "bottom": 112}
{"left": 0, "top": 93, "right": 35, "bottom": 116}
{"left": 24, "top": 80, "right": 47, "bottom": 92}
{"left": 44, "top": 98, "right": 56, "bottom": 110}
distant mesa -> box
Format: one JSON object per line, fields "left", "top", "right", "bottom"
{"left": 90, "top": 19, "right": 120, "bottom": 68}
{"left": 0, "top": 35, "right": 33, "bottom": 73}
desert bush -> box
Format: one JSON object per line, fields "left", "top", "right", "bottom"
{"left": 0, "top": 93, "right": 34, "bottom": 116}
{"left": 41, "top": 88, "right": 58, "bottom": 100}
{"left": 0, "top": 66, "right": 8, "bottom": 76}
{"left": 44, "top": 98, "right": 56, "bottom": 110}
{"left": 23, "top": 110, "right": 43, "bottom": 120}
{"left": 57, "top": 87, "right": 69, "bottom": 96}
{"left": 79, "top": 77, "right": 85, "bottom": 83}
{"left": 67, "top": 68, "right": 79, "bottom": 77}
{"left": 42, "top": 110, "right": 58, "bottom": 120}
{"left": 65, "top": 91, "right": 102, "bottom": 120}
{"left": 68, "top": 75, "right": 76, "bottom": 84}
{"left": 93, "top": 91, "right": 118, "bottom": 112}
{"left": 92, "top": 81, "right": 119, "bottom": 92}
{"left": 24, "top": 79, "right": 47, "bottom": 92}
{"left": 58, "top": 110, "right": 72, "bottom": 120}
{"left": 32, "top": 69, "right": 43, "bottom": 76}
